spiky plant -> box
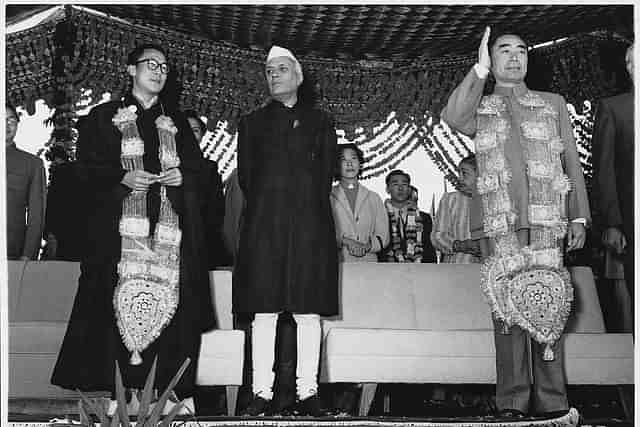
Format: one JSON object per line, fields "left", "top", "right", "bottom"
{"left": 77, "top": 356, "right": 191, "bottom": 426}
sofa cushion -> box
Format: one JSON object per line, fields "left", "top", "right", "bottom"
{"left": 196, "top": 330, "right": 245, "bottom": 386}
{"left": 321, "top": 328, "right": 633, "bottom": 384}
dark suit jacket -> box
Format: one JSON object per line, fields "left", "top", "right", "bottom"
{"left": 592, "top": 92, "right": 634, "bottom": 241}
{"left": 6, "top": 144, "right": 45, "bottom": 259}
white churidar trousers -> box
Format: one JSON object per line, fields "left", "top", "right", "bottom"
{"left": 251, "top": 312, "right": 321, "bottom": 401}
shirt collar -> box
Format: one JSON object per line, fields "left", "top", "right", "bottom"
{"left": 493, "top": 82, "right": 528, "bottom": 98}
{"left": 124, "top": 92, "right": 161, "bottom": 112}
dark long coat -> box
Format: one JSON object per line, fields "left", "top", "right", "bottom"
{"left": 592, "top": 92, "right": 634, "bottom": 243}
{"left": 591, "top": 91, "right": 634, "bottom": 302}
{"left": 233, "top": 100, "right": 339, "bottom": 315}
{"left": 51, "top": 93, "right": 215, "bottom": 397}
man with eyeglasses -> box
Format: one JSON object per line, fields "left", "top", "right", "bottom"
{"left": 51, "top": 44, "right": 214, "bottom": 416}
{"left": 5, "top": 103, "right": 46, "bottom": 260}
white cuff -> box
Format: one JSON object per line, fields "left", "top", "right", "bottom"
{"left": 571, "top": 218, "right": 587, "bottom": 226}
{"left": 473, "top": 63, "right": 490, "bottom": 79}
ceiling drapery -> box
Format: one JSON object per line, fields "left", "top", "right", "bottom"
{"left": 5, "top": 5, "right": 631, "bottom": 186}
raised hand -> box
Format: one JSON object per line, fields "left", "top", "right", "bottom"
{"left": 479, "top": 26, "right": 491, "bottom": 70}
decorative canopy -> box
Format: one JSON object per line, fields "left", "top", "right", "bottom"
{"left": 5, "top": 4, "right": 632, "bottom": 184}
{"left": 8, "top": 4, "right": 631, "bottom": 61}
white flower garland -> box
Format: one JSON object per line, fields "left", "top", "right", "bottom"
{"left": 111, "top": 104, "right": 182, "bottom": 365}
{"left": 476, "top": 92, "right": 573, "bottom": 361}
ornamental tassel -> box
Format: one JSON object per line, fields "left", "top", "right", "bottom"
{"left": 543, "top": 344, "right": 555, "bottom": 361}
{"left": 130, "top": 350, "right": 143, "bottom": 366}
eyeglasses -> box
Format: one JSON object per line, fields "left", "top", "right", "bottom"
{"left": 136, "top": 58, "right": 170, "bottom": 74}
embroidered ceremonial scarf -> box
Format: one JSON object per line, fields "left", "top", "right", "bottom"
{"left": 384, "top": 199, "right": 424, "bottom": 263}
{"left": 112, "top": 103, "right": 182, "bottom": 365}
{"left": 476, "top": 89, "right": 573, "bottom": 360}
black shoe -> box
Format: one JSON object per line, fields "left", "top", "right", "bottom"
{"left": 272, "top": 395, "right": 297, "bottom": 416}
{"left": 496, "top": 408, "right": 527, "bottom": 418}
{"left": 241, "top": 395, "right": 273, "bottom": 416}
{"left": 295, "top": 394, "right": 328, "bottom": 417}
{"left": 335, "top": 388, "right": 359, "bottom": 416}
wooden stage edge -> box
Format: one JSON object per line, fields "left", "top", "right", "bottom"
{"left": 8, "top": 408, "right": 632, "bottom": 427}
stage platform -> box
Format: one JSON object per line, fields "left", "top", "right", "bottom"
{"left": 7, "top": 408, "right": 602, "bottom": 427}
{"left": 8, "top": 394, "right": 632, "bottom": 427}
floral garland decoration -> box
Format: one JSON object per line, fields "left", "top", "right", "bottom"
{"left": 476, "top": 91, "right": 574, "bottom": 361}
{"left": 112, "top": 104, "right": 182, "bottom": 365}
{"left": 384, "top": 199, "right": 425, "bottom": 263}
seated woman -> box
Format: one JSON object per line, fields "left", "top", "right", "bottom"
{"left": 330, "top": 143, "right": 389, "bottom": 262}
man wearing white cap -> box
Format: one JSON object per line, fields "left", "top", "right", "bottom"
{"left": 233, "top": 45, "right": 339, "bottom": 416}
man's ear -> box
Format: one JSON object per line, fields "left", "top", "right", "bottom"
{"left": 386, "top": 185, "right": 391, "bottom": 195}
{"left": 127, "top": 64, "right": 137, "bottom": 78}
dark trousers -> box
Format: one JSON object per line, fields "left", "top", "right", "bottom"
{"left": 494, "top": 318, "right": 568, "bottom": 414}
{"left": 480, "top": 230, "right": 569, "bottom": 414}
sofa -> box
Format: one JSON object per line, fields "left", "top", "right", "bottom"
{"left": 7, "top": 260, "right": 244, "bottom": 416}
{"left": 318, "top": 263, "right": 633, "bottom": 415}
{"left": 8, "top": 261, "right": 633, "bottom": 417}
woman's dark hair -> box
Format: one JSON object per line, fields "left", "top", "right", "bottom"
{"left": 184, "top": 110, "right": 207, "bottom": 133}
{"left": 126, "top": 43, "right": 168, "bottom": 66}
{"left": 335, "top": 143, "right": 365, "bottom": 179}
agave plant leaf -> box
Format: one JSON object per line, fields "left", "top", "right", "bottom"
{"left": 110, "top": 410, "right": 120, "bottom": 427}
{"left": 77, "top": 390, "right": 107, "bottom": 426}
{"left": 76, "top": 391, "right": 97, "bottom": 419}
{"left": 93, "top": 398, "right": 109, "bottom": 425}
{"left": 159, "top": 400, "right": 185, "bottom": 427}
{"left": 114, "top": 359, "right": 131, "bottom": 427}
{"left": 136, "top": 356, "right": 158, "bottom": 425}
{"left": 78, "top": 399, "right": 92, "bottom": 426}
{"left": 147, "top": 357, "right": 191, "bottom": 424}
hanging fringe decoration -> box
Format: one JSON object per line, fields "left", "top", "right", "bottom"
{"left": 6, "top": 7, "right": 627, "bottom": 185}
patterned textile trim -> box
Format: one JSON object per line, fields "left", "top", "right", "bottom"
{"left": 45, "top": 407, "right": 581, "bottom": 426}
{"left": 111, "top": 104, "right": 181, "bottom": 366}
{"left": 476, "top": 91, "right": 573, "bottom": 360}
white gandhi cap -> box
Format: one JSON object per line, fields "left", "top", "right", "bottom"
{"left": 266, "top": 45, "right": 303, "bottom": 83}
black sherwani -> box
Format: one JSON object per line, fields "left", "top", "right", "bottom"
{"left": 44, "top": 162, "right": 84, "bottom": 261}
{"left": 51, "top": 93, "right": 215, "bottom": 397}
{"left": 233, "top": 100, "right": 339, "bottom": 316}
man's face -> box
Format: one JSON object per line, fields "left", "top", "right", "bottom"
{"left": 386, "top": 174, "right": 411, "bottom": 203}
{"left": 188, "top": 117, "right": 204, "bottom": 143}
{"left": 626, "top": 44, "right": 634, "bottom": 83}
{"left": 491, "top": 35, "right": 528, "bottom": 85}
{"left": 265, "top": 57, "right": 301, "bottom": 98}
{"left": 339, "top": 148, "right": 361, "bottom": 180}
{"left": 6, "top": 107, "right": 18, "bottom": 146}
{"left": 128, "top": 48, "right": 168, "bottom": 97}
{"left": 459, "top": 162, "right": 477, "bottom": 193}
